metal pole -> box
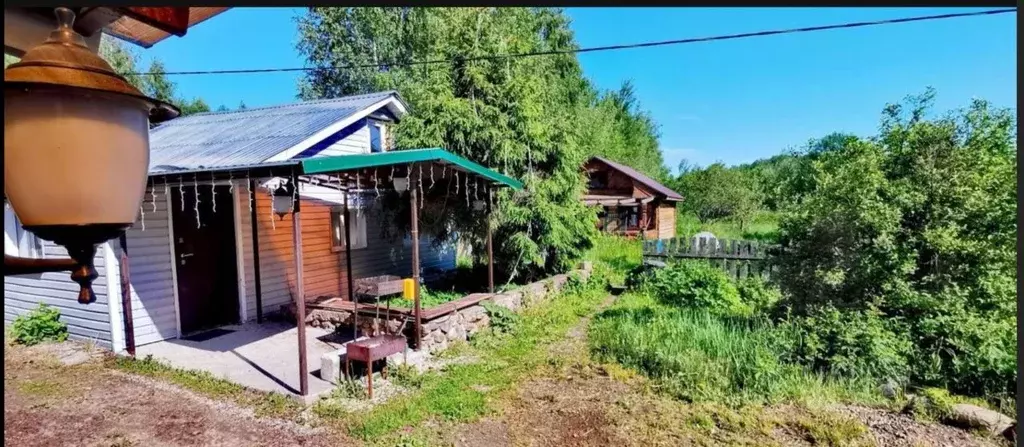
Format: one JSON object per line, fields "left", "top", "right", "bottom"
{"left": 487, "top": 189, "right": 494, "bottom": 293}
{"left": 118, "top": 234, "right": 135, "bottom": 357}
{"left": 410, "top": 169, "right": 422, "bottom": 350}
{"left": 344, "top": 188, "right": 356, "bottom": 341}
{"left": 291, "top": 172, "right": 309, "bottom": 396}
{"left": 248, "top": 178, "right": 264, "bottom": 323}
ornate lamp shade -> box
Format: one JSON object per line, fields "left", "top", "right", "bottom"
{"left": 4, "top": 8, "right": 179, "bottom": 303}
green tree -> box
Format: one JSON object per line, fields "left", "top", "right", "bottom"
{"left": 775, "top": 89, "right": 1017, "bottom": 398}
{"left": 4, "top": 53, "right": 17, "bottom": 69}
{"left": 297, "top": 7, "right": 603, "bottom": 278}
{"left": 98, "top": 36, "right": 210, "bottom": 116}
{"left": 584, "top": 81, "right": 669, "bottom": 182}
{"left": 675, "top": 163, "right": 761, "bottom": 229}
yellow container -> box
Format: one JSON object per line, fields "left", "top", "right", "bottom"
{"left": 402, "top": 278, "right": 416, "bottom": 301}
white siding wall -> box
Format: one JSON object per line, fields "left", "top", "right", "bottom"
{"left": 3, "top": 237, "right": 112, "bottom": 348}
{"left": 116, "top": 185, "right": 179, "bottom": 346}
{"left": 313, "top": 122, "right": 371, "bottom": 157}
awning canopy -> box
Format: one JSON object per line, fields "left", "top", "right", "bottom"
{"left": 147, "top": 148, "right": 524, "bottom": 191}
{"left": 300, "top": 148, "right": 523, "bottom": 190}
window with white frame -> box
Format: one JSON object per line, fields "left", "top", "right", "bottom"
{"left": 331, "top": 206, "right": 368, "bottom": 251}
{"left": 4, "top": 202, "right": 42, "bottom": 258}
{"left": 369, "top": 120, "right": 388, "bottom": 153}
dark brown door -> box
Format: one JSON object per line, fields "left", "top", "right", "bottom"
{"left": 170, "top": 184, "right": 239, "bottom": 335}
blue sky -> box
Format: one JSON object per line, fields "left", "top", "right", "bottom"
{"left": 135, "top": 7, "right": 1016, "bottom": 171}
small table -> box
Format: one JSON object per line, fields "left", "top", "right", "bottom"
{"left": 345, "top": 334, "right": 407, "bottom": 399}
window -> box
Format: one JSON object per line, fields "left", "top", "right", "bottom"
{"left": 588, "top": 171, "right": 608, "bottom": 189}
{"left": 331, "top": 207, "right": 368, "bottom": 251}
{"left": 369, "top": 120, "right": 388, "bottom": 153}
{"left": 4, "top": 203, "right": 41, "bottom": 258}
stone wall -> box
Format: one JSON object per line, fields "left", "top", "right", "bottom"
{"left": 417, "top": 262, "right": 593, "bottom": 352}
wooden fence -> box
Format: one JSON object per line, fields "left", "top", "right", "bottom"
{"left": 642, "top": 237, "right": 778, "bottom": 280}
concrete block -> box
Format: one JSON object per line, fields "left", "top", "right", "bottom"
{"left": 321, "top": 349, "right": 344, "bottom": 385}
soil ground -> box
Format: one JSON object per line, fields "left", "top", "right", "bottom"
{"left": 3, "top": 343, "right": 352, "bottom": 447}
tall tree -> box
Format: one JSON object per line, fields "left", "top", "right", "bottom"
{"left": 298, "top": 7, "right": 602, "bottom": 278}
{"left": 98, "top": 35, "right": 210, "bottom": 116}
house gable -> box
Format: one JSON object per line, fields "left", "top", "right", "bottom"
{"left": 263, "top": 95, "right": 406, "bottom": 163}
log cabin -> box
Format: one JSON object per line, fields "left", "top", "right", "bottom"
{"left": 583, "top": 157, "right": 683, "bottom": 240}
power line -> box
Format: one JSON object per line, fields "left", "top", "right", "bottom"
{"left": 134, "top": 8, "right": 1016, "bottom": 77}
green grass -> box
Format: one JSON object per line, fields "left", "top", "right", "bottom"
{"left": 588, "top": 292, "right": 881, "bottom": 407}
{"left": 109, "top": 354, "right": 302, "bottom": 419}
{"left": 675, "top": 210, "right": 780, "bottom": 242}
{"left": 316, "top": 272, "right": 610, "bottom": 443}
{"left": 379, "top": 285, "right": 464, "bottom": 308}
{"left": 584, "top": 233, "right": 642, "bottom": 285}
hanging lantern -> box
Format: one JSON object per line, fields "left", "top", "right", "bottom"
{"left": 270, "top": 179, "right": 294, "bottom": 220}
{"left": 4, "top": 8, "right": 179, "bottom": 303}
{"left": 393, "top": 175, "right": 409, "bottom": 193}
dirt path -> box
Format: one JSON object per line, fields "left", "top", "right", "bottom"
{"left": 3, "top": 343, "right": 354, "bottom": 447}
{"left": 449, "top": 295, "right": 1005, "bottom": 447}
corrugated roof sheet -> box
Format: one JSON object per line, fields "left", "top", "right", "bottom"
{"left": 148, "top": 91, "right": 401, "bottom": 174}
{"left": 590, "top": 157, "right": 684, "bottom": 201}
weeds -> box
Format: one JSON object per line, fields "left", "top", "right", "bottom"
{"left": 589, "top": 292, "right": 881, "bottom": 406}
{"left": 10, "top": 304, "right": 68, "bottom": 346}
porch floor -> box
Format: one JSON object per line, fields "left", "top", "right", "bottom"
{"left": 135, "top": 322, "right": 351, "bottom": 404}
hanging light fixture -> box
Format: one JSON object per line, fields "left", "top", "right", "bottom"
{"left": 270, "top": 178, "right": 294, "bottom": 220}
{"left": 392, "top": 173, "right": 409, "bottom": 193}
{"left": 4, "top": 8, "right": 179, "bottom": 303}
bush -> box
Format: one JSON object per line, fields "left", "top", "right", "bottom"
{"left": 480, "top": 301, "right": 520, "bottom": 334}
{"left": 632, "top": 261, "right": 751, "bottom": 317}
{"left": 11, "top": 304, "right": 68, "bottom": 345}
{"left": 776, "top": 305, "right": 912, "bottom": 383}
{"left": 736, "top": 277, "right": 782, "bottom": 314}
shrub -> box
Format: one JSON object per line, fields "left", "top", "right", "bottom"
{"left": 480, "top": 301, "right": 520, "bottom": 334}
{"left": 11, "top": 303, "right": 68, "bottom": 345}
{"left": 736, "top": 277, "right": 782, "bottom": 314}
{"left": 634, "top": 261, "right": 751, "bottom": 317}
{"left": 776, "top": 305, "right": 912, "bottom": 383}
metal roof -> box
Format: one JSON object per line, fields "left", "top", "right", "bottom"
{"left": 148, "top": 91, "right": 404, "bottom": 174}
{"left": 590, "top": 157, "right": 684, "bottom": 202}
{"left": 301, "top": 148, "right": 523, "bottom": 190}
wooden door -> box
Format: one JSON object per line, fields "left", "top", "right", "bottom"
{"left": 170, "top": 184, "right": 239, "bottom": 335}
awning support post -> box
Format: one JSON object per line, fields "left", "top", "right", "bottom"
{"left": 291, "top": 171, "right": 309, "bottom": 396}
{"left": 487, "top": 188, "right": 494, "bottom": 293}
{"left": 411, "top": 167, "right": 422, "bottom": 350}
{"left": 344, "top": 187, "right": 356, "bottom": 341}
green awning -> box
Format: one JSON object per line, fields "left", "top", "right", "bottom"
{"left": 299, "top": 148, "right": 523, "bottom": 190}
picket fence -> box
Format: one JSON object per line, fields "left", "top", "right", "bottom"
{"left": 641, "top": 237, "right": 778, "bottom": 280}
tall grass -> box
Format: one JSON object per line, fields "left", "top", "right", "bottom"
{"left": 584, "top": 233, "right": 642, "bottom": 284}
{"left": 675, "top": 210, "right": 780, "bottom": 242}
{"left": 589, "top": 293, "right": 880, "bottom": 406}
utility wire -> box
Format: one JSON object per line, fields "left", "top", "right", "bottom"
{"left": 133, "top": 8, "right": 1016, "bottom": 77}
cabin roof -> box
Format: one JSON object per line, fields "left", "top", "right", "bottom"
{"left": 588, "top": 157, "right": 684, "bottom": 202}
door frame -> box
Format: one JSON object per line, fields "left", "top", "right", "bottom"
{"left": 165, "top": 180, "right": 248, "bottom": 338}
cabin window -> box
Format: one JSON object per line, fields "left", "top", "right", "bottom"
{"left": 330, "top": 207, "right": 368, "bottom": 251}
{"left": 3, "top": 202, "right": 41, "bottom": 258}
{"left": 369, "top": 121, "right": 387, "bottom": 153}
{"left": 588, "top": 171, "right": 608, "bottom": 189}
